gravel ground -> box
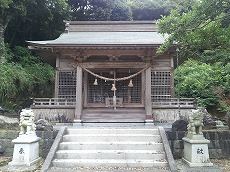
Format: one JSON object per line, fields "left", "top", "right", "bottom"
{"left": 0, "top": 157, "right": 43, "bottom": 172}
{"left": 0, "top": 157, "right": 229, "bottom": 172}
{"left": 211, "top": 159, "right": 230, "bottom": 172}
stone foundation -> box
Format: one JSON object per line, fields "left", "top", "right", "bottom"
{"left": 32, "top": 108, "right": 75, "bottom": 123}
{"left": 153, "top": 109, "right": 194, "bottom": 122}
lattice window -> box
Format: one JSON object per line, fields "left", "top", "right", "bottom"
{"left": 58, "top": 71, "right": 77, "bottom": 102}
{"left": 88, "top": 73, "right": 113, "bottom": 103}
{"left": 116, "top": 73, "right": 141, "bottom": 104}
{"left": 151, "top": 71, "right": 171, "bottom": 102}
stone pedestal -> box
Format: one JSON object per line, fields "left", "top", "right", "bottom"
{"left": 8, "top": 134, "right": 41, "bottom": 166}
{"left": 182, "top": 134, "right": 213, "bottom": 167}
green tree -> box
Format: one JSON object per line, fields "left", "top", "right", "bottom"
{"left": 157, "top": 0, "right": 230, "bottom": 59}
{"left": 0, "top": 0, "right": 68, "bottom": 110}
{"left": 125, "top": 0, "right": 169, "bottom": 20}
{"left": 0, "top": 46, "right": 55, "bottom": 110}
{"left": 0, "top": 0, "right": 69, "bottom": 47}
{"left": 158, "top": 0, "right": 230, "bottom": 114}
{"left": 0, "top": 0, "right": 25, "bottom": 60}
{"left": 175, "top": 59, "right": 230, "bottom": 114}
{"left": 68, "top": 0, "right": 132, "bottom": 21}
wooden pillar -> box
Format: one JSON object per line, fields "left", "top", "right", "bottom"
{"left": 170, "top": 55, "right": 175, "bottom": 97}
{"left": 83, "top": 71, "right": 88, "bottom": 107}
{"left": 54, "top": 55, "right": 60, "bottom": 98}
{"left": 145, "top": 67, "right": 152, "bottom": 119}
{"left": 74, "top": 66, "right": 83, "bottom": 122}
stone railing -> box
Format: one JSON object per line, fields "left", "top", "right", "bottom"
{"left": 152, "top": 98, "right": 196, "bottom": 109}
{"left": 32, "top": 98, "right": 76, "bottom": 108}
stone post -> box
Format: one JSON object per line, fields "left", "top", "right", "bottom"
{"left": 182, "top": 108, "right": 213, "bottom": 167}
{"left": 9, "top": 109, "right": 41, "bottom": 166}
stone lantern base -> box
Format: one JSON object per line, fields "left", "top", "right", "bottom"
{"left": 8, "top": 134, "right": 41, "bottom": 166}
{"left": 182, "top": 134, "right": 213, "bottom": 167}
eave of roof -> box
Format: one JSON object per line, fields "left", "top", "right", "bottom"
{"left": 27, "top": 32, "right": 168, "bottom": 47}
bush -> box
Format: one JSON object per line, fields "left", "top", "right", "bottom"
{"left": 0, "top": 46, "right": 55, "bottom": 110}
{"left": 174, "top": 59, "right": 229, "bottom": 114}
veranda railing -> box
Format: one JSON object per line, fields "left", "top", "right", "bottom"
{"left": 32, "top": 97, "right": 196, "bottom": 109}
{"left": 32, "top": 98, "right": 76, "bottom": 108}
{"left": 152, "top": 98, "right": 196, "bottom": 108}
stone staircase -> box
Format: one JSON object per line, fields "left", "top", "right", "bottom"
{"left": 45, "top": 126, "right": 173, "bottom": 172}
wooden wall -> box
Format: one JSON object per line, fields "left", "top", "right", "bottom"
{"left": 54, "top": 48, "right": 174, "bottom": 107}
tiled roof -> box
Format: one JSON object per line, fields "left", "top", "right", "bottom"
{"left": 28, "top": 31, "right": 167, "bottom": 46}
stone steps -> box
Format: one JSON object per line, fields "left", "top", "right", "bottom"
{"left": 47, "top": 127, "right": 169, "bottom": 171}
{"left": 59, "top": 142, "right": 164, "bottom": 150}
{"left": 51, "top": 159, "right": 168, "bottom": 168}
{"left": 55, "top": 150, "right": 165, "bottom": 159}
{"left": 62, "top": 134, "right": 162, "bottom": 142}
{"left": 67, "top": 128, "right": 160, "bottom": 134}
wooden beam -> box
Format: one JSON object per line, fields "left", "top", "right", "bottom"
{"left": 81, "top": 62, "right": 148, "bottom": 69}
{"left": 57, "top": 47, "right": 157, "bottom": 57}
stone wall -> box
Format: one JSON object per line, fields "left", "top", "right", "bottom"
{"left": 166, "top": 130, "right": 230, "bottom": 159}
{"left": 1, "top": 129, "right": 230, "bottom": 160}
{"left": 0, "top": 130, "right": 58, "bottom": 158}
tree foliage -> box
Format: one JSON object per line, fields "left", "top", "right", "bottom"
{"left": 175, "top": 60, "right": 230, "bottom": 114}
{"left": 158, "top": 0, "right": 230, "bottom": 114}
{"left": 157, "top": 0, "right": 230, "bottom": 56}
{"left": 125, "top": 0, "right": 169, "bottom": 20}
{"left": 0, "top": 0, "right": 27, "bottom": 58}
{"left": 4, "top": 0, "right": 70, "bottom": 47}
{"left": 0, "top": 1, "right": 68, "bottom": 110}
{"left": 68, "top": 0, "right": 132, "bottom": 21}
{"left": 0, "top": 46, "right": 55, "bottom": 110}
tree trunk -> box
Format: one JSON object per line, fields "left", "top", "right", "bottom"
{"left": 227, "top": 116, "right": 230, "bottom": 129}
{"left": 0, "top": 21, "right": 8, "bottom": 62}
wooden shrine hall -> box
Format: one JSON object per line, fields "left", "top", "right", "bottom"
{"left": 28, "top": 21, "right": 195, "bottom": 123}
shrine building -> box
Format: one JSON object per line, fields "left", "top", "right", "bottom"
{"left": 28, "top": 21, "right": 195, "bottom": 124}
